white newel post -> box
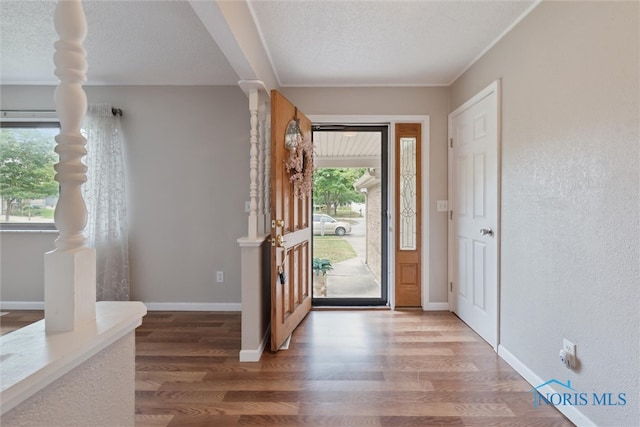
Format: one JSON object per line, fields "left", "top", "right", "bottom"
{"left": 247, "top": 88, "right": 259, "bottom": 239}
{"left": 45, "top": 0, "right": 96, "bottom": 332}
{"left": 257, "top": 103, "right": 266, "bottom": 233}
{"left": 264, "top": 108, "right": 271, "bottom": 228}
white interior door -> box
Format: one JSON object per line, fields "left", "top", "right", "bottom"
{"left": 448, "top": 81, "right": 500, "bottom": 349}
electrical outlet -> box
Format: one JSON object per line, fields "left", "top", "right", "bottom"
{"left": 563, "top": 339, "right": 576, "bottom": 357}
{"left": 562, "top": 339, "right": 576, "bottom": 368}
{"left": 216, "top": 271, "right": 224, "bottom": 283}
{"left": 437, "top": 200, "right": 448, "bottom": 212}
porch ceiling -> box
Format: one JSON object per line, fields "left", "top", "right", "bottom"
{"left": 314, "top": 131, "right": 381, "bottom": 168}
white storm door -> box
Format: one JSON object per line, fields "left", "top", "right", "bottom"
{"left": 448, "top": 81, "right": 500, "bottom": 349}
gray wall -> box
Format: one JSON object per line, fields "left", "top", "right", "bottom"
{"left": 283, "top": 86, "right": 450, "bottom": 304}
{"left": 0, "top": 85, "right": 249, "bottom": 305}
{"left": 1, "top": 85, "right": 450, "bottom": 306}
{"left": 0, "top": 232, "right": 56, "bottom": 301}
{"left": 450, "top": 2, "right": 639, "bottom": 425}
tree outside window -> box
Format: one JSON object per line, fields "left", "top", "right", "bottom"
{"left": 0, "top": 124, "right": 59, "bottom": 224}
{"left": 313, "top": 168, "right": 366, "bottom": 216}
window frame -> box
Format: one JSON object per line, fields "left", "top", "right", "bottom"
{"left": 0, "top": 117, "right": 60, "bottom": 231}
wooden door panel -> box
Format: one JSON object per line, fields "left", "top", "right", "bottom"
{"left": 270, "top": 91, "right": 312, "bottom": 351}
{"left": 396, "top": 261, "right": 420, "bottom": 306}
{"left": 394, "top": 123, "right": 422, "bottom": 307}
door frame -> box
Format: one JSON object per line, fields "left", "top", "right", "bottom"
{"left": 447, "top": 80, "right": 501, "bottom": 350}
{"left": 309, "top": 115, "right": 430, "bottom": 310}
{"left": 311, "top": 124, "right": 389, "bottom": 307}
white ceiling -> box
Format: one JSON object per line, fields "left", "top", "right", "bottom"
{"left": 249, "top": 0, "right": 536, "bottom": 86}
{"left": 0, "top": 0, "right": 239, "bottom": 85}
{"left": 0, "top": 0, "right": 537, "bottom": 87}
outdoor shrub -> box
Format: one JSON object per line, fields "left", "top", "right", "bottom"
{"left": 313, "top": 258, "right": 333, "bottom": 276}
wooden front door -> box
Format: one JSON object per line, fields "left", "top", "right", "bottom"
{"left": 394, "top": 123, "right": 422, "bottom": 307}
{"left": 270, "top": 91, "right": 313, "bottom": 351}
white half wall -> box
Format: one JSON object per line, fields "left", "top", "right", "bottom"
{"left": 2, "top": 334, "right": 135, "bottom": 427}
{"left": 0, "top": 302, "right": 146, "bottom": 426}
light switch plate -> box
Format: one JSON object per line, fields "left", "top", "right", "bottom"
{"left": 437, "top": 200, "right": 448, "bottom": 212}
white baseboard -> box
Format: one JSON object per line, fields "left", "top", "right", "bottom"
{"left": 0, "top": 301, "right": 450, "bottom": 313}
{"left": 423, "top": 302, "right": 450, "bottom": 311}
{"left": 498, "top": 344, "right": 596, "bottom": 427}
{"left": 143, "top": 302, "right": 241, "bottom": 312}
{"left": 0, "top": 301, "right": 242, "bottom": 312}
{"left": 239, "top": 324, "right": 270, "bottom": 362}
{"left": 0, "top": 301, "right": 44, "bottom": 310}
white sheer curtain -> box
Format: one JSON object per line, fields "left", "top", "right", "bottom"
{"left": 83, "top": 104, "right": 130, "bottom": 301}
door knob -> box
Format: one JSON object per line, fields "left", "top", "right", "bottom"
{"left": 275, "top": 234, "right": 286, "bottom": 248}
{"left": 480, "top": 228, "right": 494, "bottom": 236}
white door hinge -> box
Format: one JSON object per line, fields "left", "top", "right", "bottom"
{"left": 449, "top": 138, "right": 453, "bottom": 148}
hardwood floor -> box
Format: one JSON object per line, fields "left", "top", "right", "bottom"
{"left": 1, "top": 310, "right": 573, "bottom": 426}
{"left": 0, "top": 310, "right": 45, "bottom": 336}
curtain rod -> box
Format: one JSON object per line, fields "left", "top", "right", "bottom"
{"left": 1, "top": 108, "right": 124, "bottom": 118}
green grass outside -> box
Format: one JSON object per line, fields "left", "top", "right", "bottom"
{"left": 40, "top": 208, "right": 54, "bottom": 219}
{"left": 315, "top": 207, "right": 362, "bottom": 219}
{"left": 2, "top": 207, "right": 55, "bottom": 222}
{"left": 313, "top": 235, "right": 357, "bottom": 264}
{"left": 335, "top": 207, "right": 362, "bottom": 218}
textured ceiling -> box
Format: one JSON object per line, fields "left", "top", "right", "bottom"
{"left": 0, "top": 0, "right": 537, "bottom": 87}
{"left": 0, "top": 0, "right": 239, "bottom": 85}
{"left": 249, "top": 0, "right": 536, "bottom": 86}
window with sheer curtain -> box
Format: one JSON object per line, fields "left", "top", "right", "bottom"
{"left": 82, "top": 104, "right": 130, "bottom": 301}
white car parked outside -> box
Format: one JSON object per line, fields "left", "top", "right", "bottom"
{"left": 313, "top": 214, "right": 351, "bottom": 236}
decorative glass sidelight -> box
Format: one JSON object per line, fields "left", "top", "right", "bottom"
{"left": 399, "top": 137, "right": 417, "bottom": 250}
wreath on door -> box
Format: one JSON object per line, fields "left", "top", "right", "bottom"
{"left": 284, "top": 118, "right": 314, "bottom": 199}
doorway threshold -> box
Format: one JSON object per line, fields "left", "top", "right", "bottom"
{"left": 312, "top": 306, "right": 391, "bottom": 311}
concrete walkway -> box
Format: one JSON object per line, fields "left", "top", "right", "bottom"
{"left": 317, "top": 218, "right": 381, "bottom": 299}
{"left": 324, "top": 257, "right": 380, "bottom": 298}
